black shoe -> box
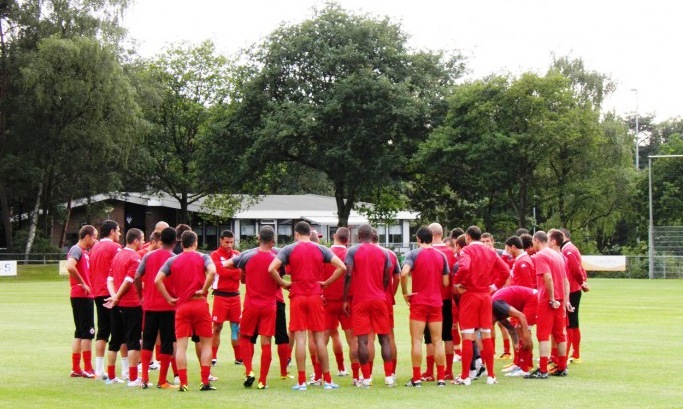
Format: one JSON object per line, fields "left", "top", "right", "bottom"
{"left": 199, "top": 383, "right": 217, "bottom": 391}
{"left": 524, "top": 369, "right": 548, "bottom": 379}
{"left": 234, "top": 359, "right": 244, "bottom": 365}
{"left": 244, "top": 372, "right": 256, "bottom": 388}
{"left": 474, "top": 366, "right": 487, "bottom": 379}
{"left": 404, "top": 379, "right": 422, "bottom": 388}
{"left": 551, "top": 369, "right": 568, "bottom": 377}
{"left": 211, "top": 359, "right": 217, "bottom": 367}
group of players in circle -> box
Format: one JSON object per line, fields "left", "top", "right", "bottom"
{"left": 65, "top": 218, "right": 588, "bottom": 392}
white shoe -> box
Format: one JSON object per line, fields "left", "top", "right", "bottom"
{"left": 149, "top": 361, "right": 160, "bottom": 370}
{"left": 173, "top": 376, "right": 180, "bottom": 385}
{"left": 451, "top": 376, "right": 471, "bottom": 386}
{"left": 208, "top": 374, "right": 219, "bottom": 382}
{"left": 505, "top": 368, "right": 529, "bottom": 377}
{"left": 486, "top": 376, "right": 498, "bottom": 385}
{"left": 453, "top": 354, "right": 462, "bottom": 362}
{"left": 127, "top": 378, "right": 143, "bottom": 387}
{"left": 384, "top": 376, "right": 395, "bottom": 387}
{"left": 469, "top": 370, "right": 477, "bottom": 379}
{"left": 337, "top": 370, "right": 349, "bottom": 376}
{"left": 501, "top": 364, "right": 520, "bottom": 373}
{"left": 105, "top": 377, "right": 125, "bottom": 385}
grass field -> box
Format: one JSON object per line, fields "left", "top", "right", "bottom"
{"left": 1, "top": 265, "right": 682, "bottom": 408}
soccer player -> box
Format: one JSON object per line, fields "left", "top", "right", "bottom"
{"left": 560, "top": 228, "right": 589, "bottom": 364}
{"left": 453, "top": 225, "right": 510, "bottom": 386}
{"left": 137, "top": 230, "right": 161, "bottom": 258}
{"left": 492, "top": 286, "right": 537, "bottom": 377}
{"left": 89, "top": 219, "right": 122, "bottom": 379}
{"left": 104, "top": 228, "right": 144, "bottom": 386}
{"left": 482, "top": 232, "right": 513, "bottom": 359}
{"left": 134, "top": 226, "right": 178, "bottom": 389}
{"left": 172, "top": 224, "right": 191, "bottom": 255}
{"left": 343, "top": 224, "right": 393, "bottom": 388}
{"left": 66, "top": 225, "right": 98, "bottom": 378}
{"left": 155, "top": 230, "right": 217, "bottom": 392}
{"left": 400, "top": 226, "right": 450, "bottom": 388}
{"left": 267, "top": 221, "right": 346, "bottom": 391}
{"left": 209, "top": 230, "right": 243, "bottom": 365}
{"left": 525, "top": 230, "right": 570, "bottom": 379}
{"left": 505, "top": 236, "right": 535, "bottom": 289}
{"left": 226, "top": 226, "right": 279, "bottom": 390}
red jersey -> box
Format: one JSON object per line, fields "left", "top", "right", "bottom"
{"left": 493, "top": 285, "right": 537, "bottom": 310}
{"left": 233, "top": 249, "right": 278, "bottom": 308}
{"left": 511, "top": 252, "right": 536, "bottom": 289}
{"left": 561, "top": 241, "right": 587, "bottom": 292}
{"left": 110, "top": 247, "right": 142, "bottom": 307}
{"left": 323, "top": 245, "right": 347, "bottom": 301}
{"left": 533, "top": 247, "right": 566, "bottom": 303}
{"left": 403, "top": 247, "right": 449, "bottom": 307}
{"left": 455, "top": 242, "right": 510, "bottom": 293}
{"left": 210, "top": 247, "right": 241, "bottom": 294}
{"left": 67, "top": 244, "right": 93, "bottom": 299}
{"left": 89, "top": 238, "right": 120, "bottom": 297}
{"left": 434, "top": 244, "right": 456, "bottom": 300}
{"left": 385, "top": 248, "right": 400, "bottom": 305}
{"left": 344, "top": 243, "right": 391, "bottom": 304}
{"left": 276, "top": 241, "right": 335, "bottom": 298}
{"left": 136, "top": 248, "right": 175, "bottom": 311}
{"left": 160, "top": 251, "right": 213, "bottom": 307}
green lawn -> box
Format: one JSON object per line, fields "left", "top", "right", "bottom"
{"left": 1, "top": 269, "right": 682, "bottom": 408}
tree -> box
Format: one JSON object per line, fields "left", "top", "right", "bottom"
{"left": 216, "top": 3, "right": 464, "bottom": 226}
{"left": 135, "top": 40, "right": 233, "bottom": 223}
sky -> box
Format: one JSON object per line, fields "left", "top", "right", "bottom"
{"left": 122, "top": 0, "right": 683, "bottom": 121}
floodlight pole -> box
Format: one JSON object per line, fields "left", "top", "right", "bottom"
{"left": 631, "top": 88, "right": 639, "bottom": 170}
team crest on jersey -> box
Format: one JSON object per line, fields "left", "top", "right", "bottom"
{"left": 89, "top": 327, "right": 95, "bottom": 335}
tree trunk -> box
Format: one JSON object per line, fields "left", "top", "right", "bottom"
{"left": 179, "top": 192, "right": 190, "bottom": 224}
{"left": 59, "top": 195, "right": 73, "bottom": 249}
{"left": 24, "top": 181, "right": 43, "bottom": 263}
{"left": 0, "top": 15, "right": 11, "bottom": 250}
{"left": 0, "top": 182, "right": 12, "bottom": 251}
{"left": 334, "top": 184, "right": 355, "bottom": 227}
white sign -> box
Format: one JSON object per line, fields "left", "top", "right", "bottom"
{"left": 59, "top": 260, "right": 69, "bottom": 276}
{"left": 582, "top": 255, "right": 627, "bottom": 272}
{"left": 0, "top": 260, "right": 17, "bottom": 276}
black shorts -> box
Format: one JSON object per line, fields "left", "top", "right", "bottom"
{"left": 109, "top": 306, "right": 143, "bottom": 351}
{"left": 492, "top": 299, "right": 511, "bottom": 322}
{"left": 142, "top": 310, "right": 176, "bottom": 354}
{"left": 249, "top": 300, "right": 289, "bottom": 345}
{"left": 567, "top": 291, "right": 582, "bottom": 328}
{"left": 71, "top": 297, "right": 95, "bottom": 340}
{"left": 424, "top": 299, "right": 454, "bottom": 343}
{"left": 94, "top": 296, "right": 112, "bottom": 341}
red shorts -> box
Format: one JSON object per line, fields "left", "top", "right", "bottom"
{"left": 522, "top": 297, "right": 538, "bottom": 327}
{"left": 240, "top": 303, "right": 276, "bottom": 337}
{"left": 452, "top": 298, "right": 459, "bottom": 324}
{"left": 536, "top": 303, "right": 566, "bottom": 342}
{"left": 386, "top": 301, "right": 395, "bottom": 329}
{"left": 409, "top": 303, "right": 442, "bottom": 323}
{"left": 459, "top": 292, "right": 492, "bottom": 331}
{"left": 212, "top": 295, "right": 241, "bottom": 324}
{"left": 324, "top": 300, "right": 352, "bottom": 331}
{"left": 289, "top": 295, "right": 325, "bottom": 332}
{"left": 352, "top": 300, "right": 391, "bottom": 336}
{"left": 176, "top": 299, "right": 212, "bottom": 339}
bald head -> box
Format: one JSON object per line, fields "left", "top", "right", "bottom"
{"left": 429, "top": 222, "right": 444, "bottom": 244}
{"left": 154, "top": 221, "right": 169, "bottom": 233}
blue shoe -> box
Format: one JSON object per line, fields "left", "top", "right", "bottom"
{"left": 292, "top": 383, "right": 307, "bottom": 391}
{"left": 323, "top": 381, "right": 339, "bottom": 390}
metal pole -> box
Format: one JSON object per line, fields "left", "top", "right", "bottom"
{"left": 648, "top": 157, "right": 654, "bottom": 279}
{"left": 631, "top": 88, "right": 639, "bottom": 170}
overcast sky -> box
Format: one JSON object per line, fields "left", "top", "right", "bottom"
{"left": 122, "top": 0, "right": 683, "bottom": 121}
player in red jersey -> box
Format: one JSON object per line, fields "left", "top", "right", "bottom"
{"left": 134, "top": 227, "right": 178, "bottom": 389}
{"left": 505, "top": 236, "right": 536, "bottom": 289}
{"left": 343, "top": 224, "right": 393, "bottom": 387}
{"left": 482, "top": 232, "right": 513, "bottom": 360}
{"left": 89, "top": 220, "right": 122, "bottom": 379}
{"left": 525, "top": 230, "right": 570, "bottom": 379}
{"left": 104, "top": 228, "right": 144, "bottom": 386}
{"left": 155, "top": 230, "right": 217, "bottom": 392}
{"left": 268, "top": 221, "right": 346, "bottom": 391}
{"left": 401, "top": 226, "right": 450, "bottom": 387}
{"left": 322, "top": 228, "right": 354, "bottom": 378}
{"left": 209, "top": 230, "right": 243, "bottom": 365}
{"left": 66, "top": 225, "right": 98, "bottom": 378}
{"left": 449, "top": 229, "right": 466, "bottom": 362}
{"left": 560, "top": 228, "right": 589, "bottom": 364}
{"left": 492, "top": 285, "right": 537, "bottom": 377}
{"left": 224, "top": 226, "right": 279, "bottom": 389}
{"left": 453, "top": 226, "right": 510, "bottom": 386}
{"left": 137, "top": 230, "right": 161, "bottom": 258}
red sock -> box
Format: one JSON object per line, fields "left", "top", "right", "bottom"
{"left": 445, "top": 353, "right": 454, "bottom": 375}
{"left": 240, "top": 337, "right": 254, "bottom": 374}
{"left": 572, "top": 328, "right": 581, "bottom": 358}
{"left": 233, "top": 343, "right": 242, "bottom": 362}
{"left": 129, "top": 364, "right": 138, "bottom": 382}
{"left": 277, "top": 344, "right": 290, "bottom": 376}
{"left": 557, "top": 355, "right": 568, "bottom": 371}
{"left": 392, "top": 359, "right": 397, "bottom": 375}
{"left": 335, "top": 351, "right": 345, "bottom": 371}
{"left": 519, "top": 348, "right": 532, "bottom": 372}
{"left": 361, "top": 363, "right": 371, "bottom": 379}
{"left": 212, "top": 346, "right": 218, "bottom": 360}
{"left": 368, "top": 359, "right": 374, "bottom": 376}
{"left": 201, "top": 365, "right": 210, "bottom": 384}
{"left": 503, "top": 339, "right": 511, "bottom": 355}
{"left": 454, "top": 348, "right": 461, "bottom": 356}
{"left": 436, "top": 364, "right": 445, "bottom": 381}
{"left": 412, "top": 366, "right": 421, "bottom": 382}
{"left": 351, "top": 362, "right": 361, "bottom": 379}
{"left": 155, "top": 344, "right": 161, "bottom": 361}
{"left": 72, "top": 352, "right": 81, "bottom": 372}
{"left": 259, "top": 344, "right": 272, "bottom": 384}
{"left": 170, "top": 356, "right": 178, "bottom": 377}
{"left": 298, "top": 370, "right": 306, "bottom": 385}
{"left": 314, "top": 362, "right": 322, "bottom": 381}
{"left": 82, "top": 350, "right": 93, "bottom": 372}
{"left": 460, "top": 340, "right": 473, "bottom": 379}
{"left": 141, "top": 349, "right": 153, "bottom": 382}
{"left": 540, "top": 356, "right": 549, "bottom": 373}
{"left": 491, "top": 337, "right": 496, "bottom": 354}
{"left": 178, "top": 368, "right": 188, "bottom": 386}
{"left": 158, "top": 353, "right": 171, "bottom": 384}
{"left": 482, "top": 338, "right": 495, "bottom": 377}
{"left": 383, "top": 361, "right": 393, "bottom": 377}
{"left": 452, "top": 329, "right": 461, "bottom": 346}
{"left": 425, "top": 355, "right": 434, "bottom": 376}
{"left": 107, "top": 364, "right": 116, "bottom": 381}
{"left": 323, "top": 371, "right": 332, "bottom": 383}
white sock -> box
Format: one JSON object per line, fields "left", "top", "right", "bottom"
{"left": 95, "top": 357, "right": 104, "bottom": 375}
{"left": 121, "top": 357, "right": 129, "bottom": 379}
